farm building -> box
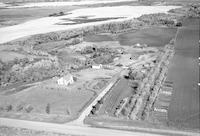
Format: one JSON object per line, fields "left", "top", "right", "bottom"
{"left": 92, "top": 64, "right": 102, "bottom": 69}
{"left": 57, "top": 74, "right": 74, "bottom": 86}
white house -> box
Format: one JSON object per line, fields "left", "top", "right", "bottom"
{"left": 92, "top": 64, "right": 102, "bottom": 69}
{"left": 57, "top": 74, "right": 74, "bottom": 86}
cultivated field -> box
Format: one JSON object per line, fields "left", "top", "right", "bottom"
{"left": 167, "top": 18, "right": 200, "bottom": 129}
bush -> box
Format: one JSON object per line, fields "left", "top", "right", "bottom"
{"left": 121, "top": 108, "right": 128, "bottom": 116}
{"left": 25, "top": 105, "right": 33, "bottom": 113}
{"left": 16, "top": 104, "right": 24, "bottom": 112}
{"left": 5, "top": 105, "right": 12, "bottom": 112}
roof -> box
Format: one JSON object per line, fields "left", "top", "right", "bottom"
{"left": 60, "top": 74, "right": 73, "bottom": 81}
{"left": 92, "top": 64, "right": 102, "bottom": 66}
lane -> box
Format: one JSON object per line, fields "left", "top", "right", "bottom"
{"left": 167, "top": 18, "right": 200, "bottom": 129}
{"left": 69, "top": 74, "right": 120, "bottom": 125}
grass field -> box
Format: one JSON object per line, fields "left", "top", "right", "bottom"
{"left": 0, "top": 126, "right": 78, "bottom": 136}
{"left": 0, "top": 80, "right": 94, "bottom": 122}
{"left": 84, "top": 34, "right": 114, "bottom": 42}
{"left": 0, "top": 51, "right": 26, "bottom": 62}
{"left": 117, "top": 27, "right": 177, "bottom": 47}
{"left": 84, "top": 27, "right": 177, "bottom": 47}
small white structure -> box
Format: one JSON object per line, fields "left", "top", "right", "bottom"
{"left": 92, "top": 64, "right": 102, "bottom": 69}
{"left": 57, "top": 74, "right": 74, "bottom": 86}
{"left": 113, "top": 57, "right": 120, "bottom": 62}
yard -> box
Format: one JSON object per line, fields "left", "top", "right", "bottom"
{"left": 0, "top": 72, "right": 98, "bottom": 122}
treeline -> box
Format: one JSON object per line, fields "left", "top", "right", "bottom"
{"left": 186, "top": 4, "right": 200, "bottom": 17}
{"left": 138, "top": 13, "right": 182, "bottom": 27}
{"left": 5, "top": 19, "right": 143, "bottom": 48}
{"left": 2, "top": 5, "right": 198, "bottom": 48}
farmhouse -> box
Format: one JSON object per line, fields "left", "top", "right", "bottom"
{"left": 92, "top": 64, "right": 102, "bottom": 69}
{"left": 57, "top": 74, "right": 74, "bottom": 86}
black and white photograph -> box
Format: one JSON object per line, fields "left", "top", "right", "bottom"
{"left": 0, "top": 0, "right": 199, "bottom": 136}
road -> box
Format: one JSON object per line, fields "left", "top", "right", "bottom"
{"left": 0, "top": 117, "right": 163, "bottom": 136}
{"left": 0, "top": 57, "right": 162, "bottom": 136}
{"left": 0, "top": 67, "right": 158, "bottom": 136}
{"left": 0, "top": 52, "right": 199, "bottom": 136}
{"left": 70, "top": 56, "right": 157, "bottom": 125}
{"left": 69, "top": 76, "right": 119, "bottom": 125}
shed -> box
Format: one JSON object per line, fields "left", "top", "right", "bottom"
{"left": 92, "top": 64, "right": 102, "bottom": 69}
{"left": 57, "top": 74, "right": 74, "bottom": 86}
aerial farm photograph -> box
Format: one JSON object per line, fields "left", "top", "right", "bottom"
{"left": 0, "top": 0, "right": 199, "bottom": 136}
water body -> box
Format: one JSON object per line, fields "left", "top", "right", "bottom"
{"left": 167, "top": 18, "right": 199, "bottom": 129}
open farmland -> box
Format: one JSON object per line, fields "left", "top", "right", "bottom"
{"left": 84, "top": 27, "right": 177, "bottom": 47}
{"left": 167, "top": 18, "right": 199, "bottom": 129}
{"left": 117, "top": 27, "right": 177, "bottom": 47}
{"left": 85, "top": 39, "right": 197, "bottom": 132}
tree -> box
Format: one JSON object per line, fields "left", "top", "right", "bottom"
{"left": 5, "top": 105, "right": 12, "bottom": 112}
{"left": 25, "top": 105, "right": 33, "bottom": 113}
{"left": 16, "top": 104, "right": 24, "bottom": 112}
{"left": 46, "top": 103, "right": 50, "bottom": 114}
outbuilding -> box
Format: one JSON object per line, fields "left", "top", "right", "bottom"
{"left": 57, "top": 74, "right": 74, "bottom": 86}
{"left": 92, "top": 64, "right": 102, "bottom": 69}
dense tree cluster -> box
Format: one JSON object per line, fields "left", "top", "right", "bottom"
{"left": 0, "top": 57, "right": 62, "bottom": 86}
{"left": 81, "top": 46, "right": 119, "bottom": 64}
{"left": 128, "top": 70, "right": 146, "bottom": 81}
{"left": 138, "top": 13, "right": 180, "bottom": 27}
{"left": 187, "top": 4, "right": 200, "bottom": 17}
